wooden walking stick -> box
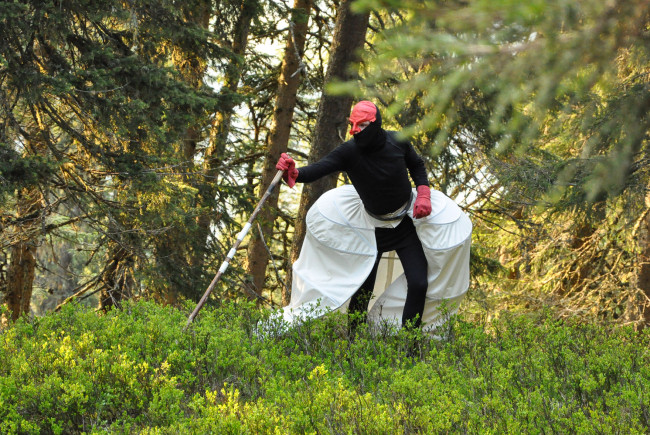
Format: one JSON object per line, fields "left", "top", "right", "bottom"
{"left": 184, "top": 169, "right": 285, "bottom": 330}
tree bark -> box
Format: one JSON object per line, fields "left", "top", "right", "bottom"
{"left": 174, "top": 0, "right": 212, "bottom": 161}
{"left": 154, "top": 0, "right": 212, "bottom": 301}
{"left": 245, "top": 0, "right": 313, "bottom": 299}
{"left": 98, "top": 245, "right": 135, "bottom": 311}
{"left": 286, "top": 0, "right": 370, "bottom": 304}
{"left": 636, "top": 191, "right": 650, "bottom": 327}
{"left": 190, "top": 0, "right": 259, "bottom": 297}
{"left": 206, "top": 0, "right": 258, "bottom": 163}
{"left": 4, "top": 187, "right": 43, "bottom": 321}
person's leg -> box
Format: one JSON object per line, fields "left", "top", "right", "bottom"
{"left": 395, "top": 224, "right": 428, "bottom": 328}
{"left": 348, "top": 254, "right": 381, "bottom": 330}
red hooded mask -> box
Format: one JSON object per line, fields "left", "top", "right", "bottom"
{"left": 348, "top": 101, "right": 377, "bottom": 135}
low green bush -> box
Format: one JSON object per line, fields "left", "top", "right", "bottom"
{"left": 0, "top": 301, "right": 648, "bottom": 433}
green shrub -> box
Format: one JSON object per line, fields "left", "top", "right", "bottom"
{"left": 0, "top": 302, "right": 648, "bottom": 433}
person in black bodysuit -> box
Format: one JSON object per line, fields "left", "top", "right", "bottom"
{"left": 276, "top": 101, "right": 432, "bottom": 329}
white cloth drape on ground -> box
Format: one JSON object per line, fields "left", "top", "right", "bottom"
{"left": 282, "top": 185, "right": 472, "bottom": 330}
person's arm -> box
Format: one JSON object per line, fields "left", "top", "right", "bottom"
{"left": 403, "top": 140, "right": 432, "bottom": 218}
{"left": 276, "top": 143, "right": 351, "bottom": 187}
{"left": 296, "top": 145, "right": 350, "bottom": 183}
{"left": 403, "top": 140, "right": 428, "bottom": 187}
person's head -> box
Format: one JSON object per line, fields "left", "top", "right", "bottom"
{"left": 348, "top": 100, "right": 385, "bottom": 150}
{"left": 348, "top": 100, "right": 381, "bottom": 135}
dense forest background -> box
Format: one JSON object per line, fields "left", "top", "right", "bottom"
{"left": 1, "top": 0, "right": 649, "bottom": 328}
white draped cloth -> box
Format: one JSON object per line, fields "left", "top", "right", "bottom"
{"left": 281, "top": 185, "right": 472, "bottom": 330}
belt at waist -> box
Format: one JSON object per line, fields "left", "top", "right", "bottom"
{"left": 365, "top": 193, "right": 413, "bottom": 222}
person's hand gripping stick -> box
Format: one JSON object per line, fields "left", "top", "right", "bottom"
{"left": 275, "top": 153, "right": 299, "bottom": 188}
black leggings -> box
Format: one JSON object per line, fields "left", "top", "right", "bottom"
{"left": 348, "top": 217, "right": 428, "bottom": 327}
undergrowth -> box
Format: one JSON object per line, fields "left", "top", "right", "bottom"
{"left": 0, "top": 301, "right": 648, "bottom": 434}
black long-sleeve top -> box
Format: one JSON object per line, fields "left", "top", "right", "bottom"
{"left": 296, "top": 131, "right": 429, "bottom": 215}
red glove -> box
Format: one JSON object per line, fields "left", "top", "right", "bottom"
{"left": 275, "top": 153, "right": 299, "bottom": 188}
{"left": 413, "top": 185, "right": 432, "bottom": 219}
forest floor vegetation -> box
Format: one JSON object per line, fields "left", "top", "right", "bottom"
{"left": 0, "top": 301, "right": 649, "bottom": 434}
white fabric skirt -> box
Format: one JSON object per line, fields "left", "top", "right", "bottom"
{"left": 281, "top": 185, "right": 472, "bottom": 330}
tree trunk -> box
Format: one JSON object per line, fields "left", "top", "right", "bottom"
{"left": 153, "top": 0, "right": 212, "bottom": 301}
{"left": 286, "top": 0, "right": 370, "bottom": 304}
{"left": 4, "top": 187, "right": 43, "bottom": 321}
{"left": 191, "top": 0, "right": 259, "bottom": 296}
{"left": 636, "top": 191, "right": 650, "bottom": 327}
{"left": 98, "top": 245, "right": 135, "bottom": 311}
{"left": 206, "top": 0, "right": 258, "bottom": 163}
{"left": 245, "top": 0, "right": 313, "bottom": 299}
{"left": 174, "top": 0, "right": 211, "bottom": 161}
